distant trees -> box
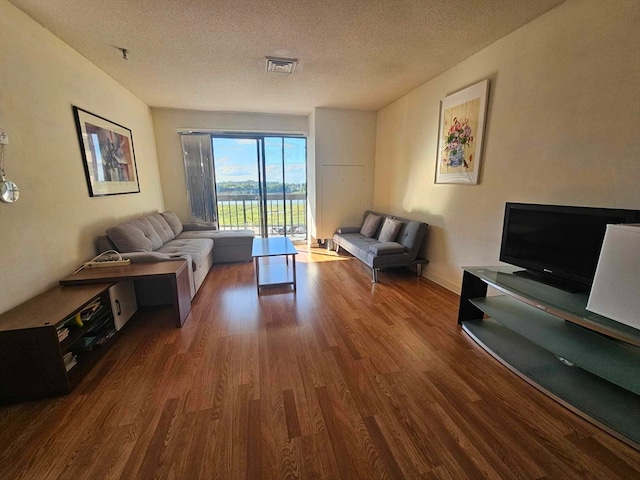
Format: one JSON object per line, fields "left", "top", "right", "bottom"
{"left": 216, "top": 181, "right": 305, "bottom": 195}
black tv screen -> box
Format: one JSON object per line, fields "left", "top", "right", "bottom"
{"left": 499, "top": 203, "right": 640, "bottom": 291}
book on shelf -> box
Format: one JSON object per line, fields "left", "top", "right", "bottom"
{"left": 63, "top": 351, "right": 77, "bottom": 372}
{"left": 56, "top": 327, "right": 69, "bottom": 342}
{"left": 63, "top": 301, "right": 105, "bottom": 329}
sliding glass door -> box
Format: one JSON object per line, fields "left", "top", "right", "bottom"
{"left": 211, "top": 135, "right": 306, "bottom": 240}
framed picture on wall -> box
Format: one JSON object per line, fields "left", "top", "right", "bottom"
{"left": 435, "top": 79, "right": 489, "bottom": 184}
{"left": 73, "top": 106, "right": 140, "bottom": 196}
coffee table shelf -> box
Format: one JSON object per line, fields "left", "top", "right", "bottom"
{"left": 252, "top": 237, "right": 298, "bottom": 293}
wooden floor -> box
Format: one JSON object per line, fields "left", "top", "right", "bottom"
{"left": 1, "top": 248, "right": 639, "bottom": 479}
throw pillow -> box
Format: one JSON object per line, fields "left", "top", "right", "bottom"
{"left": 360, "top": 214, "right": 382, "bottom": 238}
{"left": 378, "top": 217, "right": 403, "bottom": 243}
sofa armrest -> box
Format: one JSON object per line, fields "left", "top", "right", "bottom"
{"left": 336, "top": 226, "right": 361, "bottom": 234}
{"left": 369, "top": 242, "right": 405, "bottom": 256}
{"left": 183, "top": 222, "right": 218, "bottom": 231}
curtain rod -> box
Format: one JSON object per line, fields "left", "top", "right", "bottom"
{"left": 177, "top": 129, "right": 307, "bottom": 137}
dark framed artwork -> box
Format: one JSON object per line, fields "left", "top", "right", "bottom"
{"left": 73, "top": 106, "right": 140, "bottom": 196}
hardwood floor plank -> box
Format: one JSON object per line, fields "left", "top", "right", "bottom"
{"left": 283, "top": 388, "right": 302, "bottom": 439}
{"left": 0, "top": 249, "right": 637, "bottom": 479}
{"left": 363, "top": 415, "right": 407, "bottom": 480}
{"left": 134, "top": 397, "right": 181, "bottom": 479}
{"left": 315, "top": 385, "right": 364, "bottom": 479}
{"left": 246, "top": 397, "right": 261, "bottom": 480}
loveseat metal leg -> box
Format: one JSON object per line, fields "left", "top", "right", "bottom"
{"left": 372, "top": 268, "right": 379, "bottom": 283}
{"left": 416, "top": 264, "right": 422, "bottom": 277}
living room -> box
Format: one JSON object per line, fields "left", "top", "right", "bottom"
{"left": 1, "top": 0, "right": 639, "bottom": 478}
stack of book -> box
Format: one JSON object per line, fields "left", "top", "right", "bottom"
{"left": 79, "top": 300, "right": 102, "bottom": 322}
{"left": 63, "top": 352, "right": 77, "bottom": 372}
{"left": 63, "top": 300, "right": 104, "bottom": 329}
{"left": 57, "top": 326, "right": 69, "bottom": 342}
{"left": 70, "top": 304, "right": 116, "bottom": 353}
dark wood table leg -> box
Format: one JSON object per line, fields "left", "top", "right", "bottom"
{"left": 174, "top": 266, "right": 192, "bottom": 327}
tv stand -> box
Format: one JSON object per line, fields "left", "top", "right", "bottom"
{"left": 458, "top": 266, "right": 640, "bottom": 449}
{"left": 512, "top": 269, "right": 587, "bottom": 293}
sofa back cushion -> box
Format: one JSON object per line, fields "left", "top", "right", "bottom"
{"left": 107, "top": 217, "right": 164, "bottom": 252}
{"left": 149, "top": 213, "right": 176, "bottom": 243}
{"left": 397, "top": 220, "right": 428, "bottom": 259}
{"left": 161, "top": 211, "right": 184, "bottom": 236}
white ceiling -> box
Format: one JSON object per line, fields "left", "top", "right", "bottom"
{"left": 10, "top": 0, "right": 565, "bottom": 114}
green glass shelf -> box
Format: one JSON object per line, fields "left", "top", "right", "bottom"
{"left": 463, "top": 266, "right": 640, "bottom": 347}
{"left": 469, "top": 296, "right": 640, "bottom": 395}
{"left": 462, "top": 318, "right": 640, "bottom": 446}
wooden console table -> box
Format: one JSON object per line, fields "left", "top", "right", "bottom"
{"left": 0, "top": 284, "right": 115, "bottom": 403}
{"left": 60, "top": 260, "right": 191, "bottom": 328}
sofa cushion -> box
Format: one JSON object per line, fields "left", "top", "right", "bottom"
{"left": 369, "top": 242, "right": 405, "bottom": 256}
{"left": 177, "top": 229, "right": 254, "bottom": 246}
{"left": 149, "top": 213, "right": 176, "bottom": 243}
{"left": 157, "top": 238, "right": 213, "bottom": 270}
{"left": 161, "top": 211, "right": 184, "bottom": 236}
{"left": 107, "top": 217, "right": 164, "bottom": 252}
{"left": 378, "top": 218, "right": 403, "bottom": 243}
{"left": 397, "top": 220, "right": 428, "bottom": 259}
{"left": 360, "top": 214, "right": 382, "bottom": 238}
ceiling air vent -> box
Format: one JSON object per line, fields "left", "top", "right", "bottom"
{"left": 265, "top": 57, "right": 298, "bottom": 74}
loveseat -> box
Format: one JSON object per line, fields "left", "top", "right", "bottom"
{"left": 333, "top": 210, "right": 428, "bottom": 282}
{"left": 97, "top": 212, "right": 254, "bottom": 300}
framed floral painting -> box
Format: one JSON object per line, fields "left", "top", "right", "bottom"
{"left": 435, "top": 80, "right": 489, "bottom": 184}
{"left": 73, "top": 106, "right": 140, "bottom": 196}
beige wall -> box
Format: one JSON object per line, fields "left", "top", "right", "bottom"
{"left": 151, "top": 108, "right": 308, "bottom": 222}
{"left": 0, "top": 1, "right": 164, "bottom": 313}
{"left": 312, "top": 108, "right": 377, "bottom": 239}
{"left": 374, "top": 0, "right": 640, "bottom": 292}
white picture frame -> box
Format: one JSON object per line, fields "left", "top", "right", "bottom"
{"left": 435, "top": 80, "right": 489, "bottom": 184}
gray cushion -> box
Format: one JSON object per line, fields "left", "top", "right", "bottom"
{"left": 177, "top": 229, "right": 255, "bottom": 246}
{"left": 369, "top": 242, "right": 404, "bottom": 255}
{"left": 157, "top": 238, "right": 213, "bottom": 270}
{"left": 107, "top": 217, "right": 164, "bottom": 252}
{"left": 397, "top": 220, "right": 427, "bottom": 259}
{"left": 149, "top": 213, "right": 176, "bottom": 243}
{"left": 161, "top": 211, "right": 184, "bottom": 236}
{"left": 378, "top": 218, "right": 403, "bottom": 243}
{"left": 360, "top": 214, "right": 382, "bottom": 238}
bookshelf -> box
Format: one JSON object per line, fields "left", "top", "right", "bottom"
{"left": 0, "top": 283, "right": 122, "bottom": 403}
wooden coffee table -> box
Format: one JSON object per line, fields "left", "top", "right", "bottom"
{"left": 251, "top": 237, "right": 298, "bottom": 294}
{"left": 59, "top": 260, "right": 191, "bottom": 327}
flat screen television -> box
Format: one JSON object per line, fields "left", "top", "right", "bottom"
{"left": 499, "top": 203, "right": 640, "bottom": 292}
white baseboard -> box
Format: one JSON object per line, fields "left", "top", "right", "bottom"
{"left": 422, "top": 269, "right": 461, "bottom": 295}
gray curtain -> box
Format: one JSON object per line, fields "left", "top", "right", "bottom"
{"left": 180, "top": 134, "right": 217, "bottom": 224}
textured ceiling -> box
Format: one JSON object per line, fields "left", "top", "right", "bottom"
{"left": 10, "top": 0, "right": 564, "bottom": 114}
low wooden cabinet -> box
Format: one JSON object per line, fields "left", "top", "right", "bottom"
{"left": 0, "top": 283, "right": 118, "bottom": 404}
{"left": 458, "top": 266, "right": 640, "bottom": 449}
